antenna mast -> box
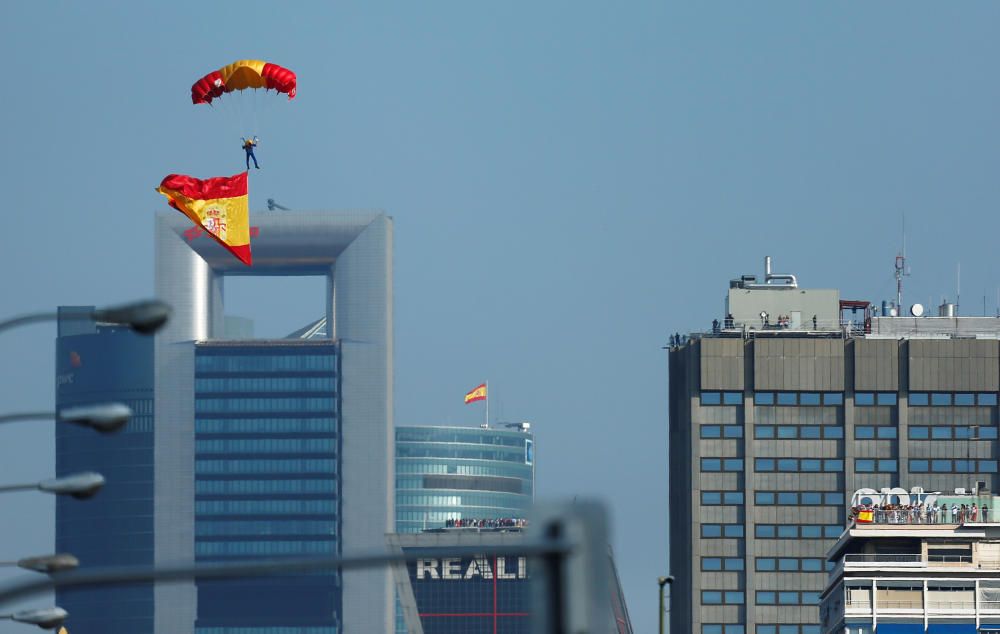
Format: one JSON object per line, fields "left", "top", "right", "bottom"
{"left": 894, "top": 215, "right": 910, "bottom": 309}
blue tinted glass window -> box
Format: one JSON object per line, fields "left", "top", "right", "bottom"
{"left": 801, "top": 459, "right": 821, "bottom": 472}
{"left": 825, "top": 459, "right": 844, "bottom": 471}
{"left": 877, "top": 426, "right": 898, "bottom": 439}
{"left": 723, "top": 425, "right": 744, "bottom": 438}
{"left": 801, "top": 525, "right": 821, "bottom": 538}
{"left": 701, "top": 425, "right": 722, "bottom": 438}
{"left": 756, "top": 458, "right": 775, "bottom": 471}
{"left": 779, "top": 492, "right": 799, "bottom": 504}
{"left": 855, "top": 392, "right": 875, "bottom": 406}
{"left": 801, "top": 492, "right": 821, "bottom": 505}
{"left": 777, "top": 525, "right": 798, "bottom": 538}
{"left": 703, "top": 627, "right": 723, "bottom": 634}
{"left": 723, "top": 458, "right": 744, "bottom": 471}
{"left": 954, "top": 426, "right": 974, "bottom": 439}
{"left": 778, "top": 592, "right": 798, "bottom": 604}
{"left": 824, "top": 392, "right": 844, "bottom": 405}
{"left": 778, "top": 558, "right": 798, "bottom": 571}
{"left": 755, "top": 425, "right": 775, "bottom": 439}
{"left": 825, "top": 525, "right": 842, "bottom": 538}
{"left": 778, "top": 458, "right": 798, "bottom": 471}
{"left": 910, "top": 392, "right": 929, "bottom": 406}
{"left": 756, "top": 592, "right": 775, "bottom": 605}
{"left": 954, "top": 459, "right": 972, "bottom": 472}
{"left": 824, "top": 426, "right": 844, "bottom": 439}
{"left": 724, "top": 558, "right": 744, "bottom": 571}
{"left": 757, "top": 627, "right": 777, "bottom": 634}
{"left": 724, "top": 591, "right": 744, "bottom": 604}
{"left": 777, "top": 392, "right": 797, "bottom": 406}
{"left": 980, "top": 427, "right": 999, "bottom": 439}
{"left": 702, "top": 524, "right": 722, "bottom": 538}
{"left": 756, "top": 558, "right": 776, "bottom": 571}
{"left": 726, "top": 626, "right": 745, "bottom": 634}
{"left": 755, "top": 392, "right": 775, "bottom": 405}
{"left": 701, "top": 392, "right": 722, "bottom": 405}
{"left": 802, "top": 592, "right": 821, "bottom": 605}
{"left": 702, "top": 558, "right": 722, "bottom": 571}
{"left": 756, "top": 525, "right": 776, "bottom": 538}
{"left": 723, "top": 492, "right": 744, "bottom": 505}
{"left": 910, "top": 426, "right": 929, "bottom": 439}
{"left": 877, "top": 392, "right": 897, "bottom": 406}
{"left": 800, "top": 392, "right": 821, "bottom": 405}
{"left": 724, "top": 524, "right": 744, "bottom": 537}
{"left": 932, "top": 393, "right": 952, "bottom": 406}
{"left": 931, "top": 426, "right": 952, "bottom": 439}
{"left": 855, "top": 426, "right": 875, "bottom": 439}
{"left": 980, "top": 393, "right": 998, "bottom": 406}
{"left": 955, "top": 393, "right": 975, "bottom": 406}
{"left": 702, "top": 591, "right": 722, "bottom": 604}
{"left": 778, "top": 627, "right": 797, "bottom": 634}
{"left": 777, "top": 426, "right": 797, "bottom": 439}
{"left": 801, "top": 559, "right": 822, "bottom": 571}
{"left": 723, "top": 392, "right": 743, "bottom": 405}
{"left": 756, "top": 492, "right": 775, "bottom": 505}
{"left": 702, "top": 458, "right": 721, "bottom": 472}
{"left": 981, "top": 460, "right": 999, "bottom": 473}
{"left": 702, "top": 492, "right": 722, "bottom": 505}
{"left": 802, "top": 627, "right": 821, "bottom": 634}
{"left": 910, "top": 459, "right": 929, "bottom": 472}
{"left": 800, "top": 426, "right": 821, "bottom": 439}
{"left": 878, "top": 459, "right": 898, "bottom": 472}
{"left": 825, "top": 492, "right": 845, "bottom": 505}
{"left": 856, "top": 459, "right": 875, "bottom": 472}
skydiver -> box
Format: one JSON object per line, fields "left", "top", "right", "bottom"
{"left": 242, "top": 136, "right": 260, "bottom": 170}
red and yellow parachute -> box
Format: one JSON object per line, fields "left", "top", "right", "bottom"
{"left": 191, "top": 60, "right": 297, "bottom": 105}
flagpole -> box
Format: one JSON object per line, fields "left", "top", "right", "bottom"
{"left": 485, "top": 381, "right": 489, "bottom": 428}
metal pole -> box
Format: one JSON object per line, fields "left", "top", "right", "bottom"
{"left": 659, "top": 581, "right": 664, "bottom": 634}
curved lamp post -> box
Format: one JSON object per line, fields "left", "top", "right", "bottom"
{"left": 0, "top": 555, "right": 79, "bottom": 575}
{"left": 0, "top": 607, "right": 67, "bottom": 629}
{"left": 0, "top": 404, "right": 132, "bottom": 434}
{"left": 658, "top": 575, "right": 673, "bottom": 634}
{"left": 0, "top": 300, "right": 170, "bottom": 336}
{"left": 0, "top": 473, "right": 105, "bottom": 500}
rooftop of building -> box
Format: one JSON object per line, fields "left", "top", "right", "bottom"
{"left": 669, "top": 256, "right": 1000, "bottom": 347}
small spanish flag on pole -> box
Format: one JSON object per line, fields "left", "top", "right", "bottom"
{"left": 464, "top": 382, "right": 489, "bottom": 428}
{"left": 156, "top": 171, "right": 252, "bottom": 266}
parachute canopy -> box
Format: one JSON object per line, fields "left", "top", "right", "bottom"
{"left": 192, "top": 60, "right": 296, "bottom": 105}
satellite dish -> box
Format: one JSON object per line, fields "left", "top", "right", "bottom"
{"left": 911, "top": 303, "right": 924, "bottom": 317}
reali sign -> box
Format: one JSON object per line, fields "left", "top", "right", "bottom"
{"left": 415, "top": 556, "right": 528, "bottom": 581}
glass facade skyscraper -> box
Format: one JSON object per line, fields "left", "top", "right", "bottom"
{"left": 194, "top": 342, "right": 340, "bottom": 634}
{"left": 55, "top": 308, "right": 155, "bottom": 634}
{"left": 395, "top": 426, "right": 534, "bottom": 534}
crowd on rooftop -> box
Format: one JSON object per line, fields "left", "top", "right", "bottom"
{"left": 849, "top": 502, "right": 991, "bottom": 525}
{"left": 444, "top": 518, "right": 529, "bottom": 529}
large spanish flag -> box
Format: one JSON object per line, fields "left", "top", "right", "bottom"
{"left": 156, "top": 172, "right": 252, "bottom": 266}
{"left": 464, "top": 383, "right": 487, "bottom": 404}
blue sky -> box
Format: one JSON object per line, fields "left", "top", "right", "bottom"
{"left": 2, "top": 3, "right": 1000, "bottom": 632}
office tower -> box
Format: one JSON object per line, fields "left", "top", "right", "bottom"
{"left": 822, "top": 488, "right": 1000, "bottom": 634}
{"left": 668, "top": 257, "right": 1000, "bottom": 634}
{"left": 395, "top": 424, "right": 534, "bottom": 534}
{"left": 56, "top": 211, "right": 393, "bottom": 634}
{"left": 55, "top": 309, "right": 155, "bottom": 634}
{"left": 393, "top": 424, "right": 534, "bottom": 632}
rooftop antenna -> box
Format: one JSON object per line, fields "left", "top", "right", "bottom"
{"left": 895, "top": 214, "right": 910, "bottom": 309}
{"left": 956, "top": 262, "right": 961, "bottom": 316}
{"left": 267, "top": 198, "right": 290, "bottom": 211}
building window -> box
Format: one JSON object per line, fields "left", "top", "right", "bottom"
{"left": 701, "top": 558, "right": 745, "bottom": 571}
{"left": 932, "top": 393, "right": 952, "bottom": 406}
{"left": 701, "top": 425, "right": 721, "bottom": 438}
{"left": 702, "top": 557, "right": 723, "bottom": 571}
{"left": 909, "top": 459, "right": 929, "bottom": 472}
{"left": 909, "top": 426, "right": 929, "bottom": 439}
{"left": 702, "top": 591, "right": 723, "bottom": 604}
{"left": 877, "top": 393, "right": 897, "bottom": 406}
{"left": 702, "top": 491, "right": 743, "bottom": 505}
{"left": 756, "top": 591, "right": 776, "bottom": 605}
{"left": 777, "top": 392, "right": 797, "bottom": 406}
{"left": 702, "top": 523, "right": 744, "bottom": 538}
{"left": 702, "top": 391, "right": 742, "bottom": 406}
{"left": 703, "top": 627, "right": 744, "bottom": 634}
{"left": 980, "top": 393, "right": 998, "bottom": 406}
{"left": 755, "top": 392, "right": 775, "bottom": 405}
{"left": 954, "top": 393, "right": 976, "bottom": 406}
{"left": 702, "top": 590, "right": 744, "bottom": 605}
{"left": 799, "top": 393, "right": 821, "bottom": 406}
{"left": 855, "top": 393, "right": 875, "bottom": 406}
{"left": 909, "top": 392, "right": 929, "bottom": 406}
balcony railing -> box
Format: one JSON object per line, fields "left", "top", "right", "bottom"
{"left": 844, "top": 554, "right": 922, "bottom": 564}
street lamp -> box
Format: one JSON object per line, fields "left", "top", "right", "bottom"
{"left": 0, "top": 404, "right": 132, "bottom": 434}
{"left": 0, "top": 607, "right": 67, "bottom": 629}
{"left": 658, "top": 575, "right": 673, "bottom": 634}
{"left": 0, "top": 473, "right": 105, "bottom": 500}
{"left": 0, "top": 555, "right": 79, "bottom": 575}
{"left": 0, "top": 300, "right": 170, "bottom": 335}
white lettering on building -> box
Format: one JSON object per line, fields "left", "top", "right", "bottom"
{"left": 441, "top": 558, "right": 461, "bottom": 579}
{"left": 416, "top": 558, "right": 439, "bottom": 580}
